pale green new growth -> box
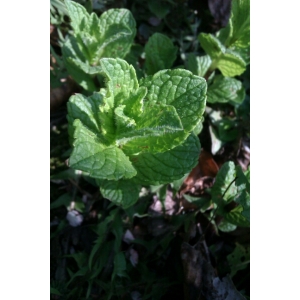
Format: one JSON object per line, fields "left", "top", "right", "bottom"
{"left": 62, "top": 0, "right": 136, "bottom": 90}
{"left": 198, "top": 34, "right": 225, "bottom": 59}
{"left": 219, "top": 0, "right": 250, "bottom": 49}
{"left": 194, "top": 0, "right": 249, "bottom": 106}
{"left": 69, "top": 119, "right": 137, "bottom": 180}
{"left": 198, "top": 0, "right": 249, "bottom": 78}
{"left": 199, "top": 33, "right": 246, "bottom": 77}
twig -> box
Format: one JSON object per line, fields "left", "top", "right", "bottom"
{"left": 69, "top": 178, "right": 93, "bottom": 199}
{"left": 196, "top": 223, "right": 211, "bottom": 264}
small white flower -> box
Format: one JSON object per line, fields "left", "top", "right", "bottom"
{"left": 123, "top": 229, "right": 135, "bottom": 244}
{"left": 66, "top": 210, "right": 83, "bottom": 227}
{"left": 129, "top": 248, "right": 139, "bottom": 267}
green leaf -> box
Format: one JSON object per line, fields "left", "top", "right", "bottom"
{"left": 63, "top": 39, "right": 102, "bottom": 75}
{"left": 211, "top": 161, "right": 237, "bottom": 205}
{"left": 140, "top": 68, "right": 207, "bottom": 135}
{"left": 62, "top": 36, "right": 97, "bottom": 91}
{"left": 236, "top": 165, "right": 250, "bottom": 192}
{"left": 199, "top": 33, "right": 246, "bottom": 77}
{"left": 216, "top": 50, "right": 246, "bottom": 77}
{"left": 227, "top": 243, "right": 250, "bottom": 278}
{"left": 225, "top": 205, "right": 250, "bottom": 227}
{"left": 209, "top": 124, "right": 223, "bottom": 155}
{"left": 50, "top": 287, "right": 62, "bottom": 296}
{"left": 212, "top": 163, "right": 250, "bottom": 226}
{"left": 216, "top": 0, "right": 250, "bottom": 64}
{"left": 69, "top": 119, "right": 137, "bottom": 180}
{"left": 215, "top": 118, "right": 240, "bottom": 142}
{"left": 89, "top": 237, "right": 105, "bottom": 271}
{"left": 112, "top": 252, "right": 127, "bottom": 280}
{"left": 115, "top": 67, "right": 206, "bottom": 156}
{"left": 51, "top": 0, "right": 69, "bottom": 17}
{"left": 112, "top": 214, "right": 124, "bottom": 252}
{"left": 88, "top": 217, "right": 111, "bottom": 270}
{"left": 193, "top": 119, "right": 203, "bottom": 135}
{"left": 66, "top": 1, "right": 136, "bottom": 63}
{"left": 183, "top": 194, "right": 211, "bottom": 210}
{"left": 218, "top": 219, "right": 237, "bottom": 232}
{"left": 118, "top": 103, "right": 184, "bottom": 155}
{"left": 158, "top": 185, "right": 168, "bottom": 206}
{"left": 90, "top": 241, "right": 114, "bottom": 279}
{"left": 96, "top": 58, "right": 205, "bottom": 156}
{"left": 50, "top": 193, "right": 72, "bottom": 210}
{"left": 244, "top": 166, "right": 250, "bottom": 182}
{"left": 145, "top": 33, "right": 178, "bottom": 75}
{"left": 198, "top": 33, "right": 224, "bottom": 59}
{"left": 234, "top": 165, "right": 250, "bottom": 221}
{"left": 207, "top": 75, "right": 245, "bottom": 104}
{"left": 99, "top": 179, "right": 141, "bottom": 209}
{"left": 97, "top": 8, "right": 136, "bottom": 59}
{"left": 63, "top": 1, "right": 136, "bottom": 88}
{"left": 100, "top": 57, "right": 139, "bottom": 101}
{"left": 226, "top": 0, "right": 250, "bottom": 49}
{"left": 131, "top": 133, "right": 200, "bottom": 185}
{"left": 67, "top": 92, "right": 103, "bottom": 143}
{"left": 237, "top": 46, "right": 250, "bottom": 65}
{"left": 65, "top": 0, "right": 90, "bottom": 34}
{"left": 172, "top": 174, "right": 188, "bottom": 191}
{"left": 67, "top": 58, "right": 207, "bottom": 206}
{"left": 148, "top": 0, "right": 170, "bottom": 19}
{"left": 217, "top": 20, "right": 233, "bottom": 45}
{"left": 67, "top": 266, "right": 89, "bottom": 286}
{"left": 235, "top": 191, "right": 250, "bottom": 222}
{"left": 185, "top": 53, "right": 212, "bottom": 77}
{"left": 67, "top": 252, "right": 88, "bottom": 269}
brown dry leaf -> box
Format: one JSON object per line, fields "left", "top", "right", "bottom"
{"left": 179, "top": 149, "right": 219, "bottom": 197}
{"left": 50, "top": 24, "right": 60, "bottom": 47}
{"left": 129, "top": 248, "right": 139, "bottom": 267}
{"left": 181, "top": 242, "right": 204, "bottom": 300}
{"left": 181, "top": 241, "right": 247, "bottom": 300}
{"left": 201, "top": 260, "right": 247, "bottom": 300}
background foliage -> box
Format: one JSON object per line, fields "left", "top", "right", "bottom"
{"left": 51, "top": 0, "right": 250, "bottom": 299}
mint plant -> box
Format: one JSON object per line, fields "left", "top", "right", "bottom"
{"left": 183, "top": 0, "right": 250, "bottom": 155}
{"left": 51, "top": 1, "right": 250, "bottom": 298}
{"left": 67, "top": 58, "right": 207, "bottom": 208}
{"left": 185, "top": 0, "right": 249, "bottom": 105}
{"left": 210, "top": 161, "right": 250, "bottom": 231}
{"left": 62, "top": 0, "right": 136, "bottom": 91}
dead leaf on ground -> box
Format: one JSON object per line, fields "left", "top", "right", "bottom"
{"left": 181, "top": 240, "right": 247, "bottom": 300}
{"left": 178, "top": 149, "right": 219, "bottom": 208}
